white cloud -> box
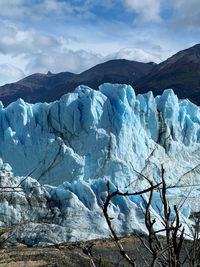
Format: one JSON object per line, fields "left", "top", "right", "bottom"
{"left": 0, "top": 0, "right": 114, "bottom": 22}
{"left": 0, "top": 23, "right": 59, "bottom": 55}
{"left": 0, "top": 19, "right": 176, "bottom": 84}
{"left": 171, "top": 0, "right": 200, "bottom": 30}
{"left": 0, "top": 0, "right": 73, "bottom": 20}
{"left": 0, "top": 0, "right": 27, "bottom": 19}
{"left": 108, "top": 47, "right": 161, "bottom": 63}
{"left": 0, "top": 64, "right": 25, "bottom": 85}
{"left": 25, "top": 50, "right": 104, "bottom": 74}
{"left": 123, "top": 0, "right": 162, "bottom": 22}
{"left": 0, "top": 22, "right": 106, "bottom": 76}
{"left": 34, "top": 0, "right": 75, "bottom": 18}
{"left": 0, "top": 1, "right": 197, "bottom": 86}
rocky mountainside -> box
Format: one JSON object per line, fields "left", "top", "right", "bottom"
{"left": 0, "top": 71, "right": 77, "bottom": 106}
{"left": 136, "top": 44, "right": 200, "bottom": 105}
{"left": 0, "top": 59, "right": 155, "bottom": 106}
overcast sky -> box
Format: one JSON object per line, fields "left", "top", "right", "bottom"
{"left": 0, "top": 0, "right": 200, "bottom": 85}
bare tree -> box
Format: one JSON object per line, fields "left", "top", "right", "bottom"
{"left": 139, "top": 165, "right": 185, "bottom": 267}
{"left": 182, "top": 212, "right": 200, "bottom": 266}
{"left": 90, "top": 165, "right": 200, "bottom": 267}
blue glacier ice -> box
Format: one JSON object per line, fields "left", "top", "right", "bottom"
{"left": 0, "top": 83, "right": 200, "bottom": 187}
{"left": 0, "top": 83, "right": 200, "bottom": 245}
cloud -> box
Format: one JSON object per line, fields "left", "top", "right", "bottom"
{"left": 0, "top": 0, "right": 198, "bottom": 86}
{"left": 0, "top": 0, "right": 28, "bottom": 19}
{"left": 108, "top": 47, "right": 162, "bottom": 63}
{"left": 0, "top": 19, "right": 173, "bottom": 83}
{"left": 0, "top": 22, "right": 59, "bottom": 56}
{"left": 0, "top": 0, "right": 114, "bottom": 22}
{"left": 0, "top": 22, "right": 105, "bottom": 75}
{"left": 0, "top": 21, "right": 165, "bottom": 79}
{"left": 171, "top": 0, "right": 200, "bottom": 30}
{"left": 0, "top": 0, "right": 74, "bottom": 20}
{"left": 33, "top": 0, "right": 75, "bottom": 19}
{"left": 0, "top": 64, "right": 25, "bottom": 85}
{"left": 123, "top": 0, "right": 162, "bottom": 22}
{"left": 24, "top": 50, "right": 104, "bottom": 74}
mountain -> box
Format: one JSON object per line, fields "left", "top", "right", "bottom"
{"left": 76, "top": 59, "right": 155, "bottom": 88}
{"left": 0, "top": 84, "right": 199, "bottom": 245}
{"left": 136, "top": 44, "right": 200, "bottom": 105}
{"left": 0, "top": 71, "right": 77, "bottom": 106}
{"left": 0, "top": 59, "right": 155, "bottom": 106}
{"left": 1, "top": 44, "right": 200, "bottom": 106}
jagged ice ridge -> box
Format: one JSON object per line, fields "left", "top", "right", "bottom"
{"left": 0, "top": 83, "right": 200, "bottom": 246}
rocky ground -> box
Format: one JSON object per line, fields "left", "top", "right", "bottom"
{"left": 0, "top": 235, "right": 193, "bottom": 267}
{"left": 0, "top": 236, "right": 152, "bottom": 267}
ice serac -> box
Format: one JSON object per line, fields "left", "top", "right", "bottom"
{"left": 0, "top": 160, "right": 193, "bottom": 247}
{"left": 0, "top": 156, "right": 194, "bottom": 247}
{"left": 0, "top": 162, "right": 152, "bottom": 246}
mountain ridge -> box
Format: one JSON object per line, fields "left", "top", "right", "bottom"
{"left": 1, "top": 44, "right": 200, "bottom": 105}
{"left": 135, "top": 44, "right": 200, "bottom": 104}
{"left": 0, "top": 59, "right": 155, "bottom": 106}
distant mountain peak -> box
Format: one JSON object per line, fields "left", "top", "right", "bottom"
{"left": 47, "top": 71, "right": 53, "bottom": 76}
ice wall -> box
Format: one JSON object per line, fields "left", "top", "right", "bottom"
{"left": 0, "top": 83, "right": 200, "bottom": 188}
{"left": 1, "top": 83, "right": 200, "bottom": 245}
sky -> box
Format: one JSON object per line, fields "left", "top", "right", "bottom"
{"left": 0, "top": 0, "right": 200, "bottom": 85}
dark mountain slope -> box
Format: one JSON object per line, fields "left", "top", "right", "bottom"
{"left": 136, "top": 44, "right": 200, "bottom": 104}
{"left": 77, "top": 59, "right": 156, "bottom": 87}
{"left": 0, "top": 71, "right": 77, "bottom": 105}
{"left": 0, "top": 59, "right": 155, "bottom": 106}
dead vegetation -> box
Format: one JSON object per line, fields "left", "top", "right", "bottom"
{"left": 85, "top": 165, "right": 200, "bottom": 267}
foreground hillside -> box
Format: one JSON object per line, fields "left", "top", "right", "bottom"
{"left": 0, "top": 237, "right": 139, "bottom": 267}
{"left": 0, "top": 236, "right": 194, "bottom": 267}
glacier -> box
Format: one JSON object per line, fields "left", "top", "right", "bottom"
{"left": 0, "top": 83, "right": 200, "bottom": 246}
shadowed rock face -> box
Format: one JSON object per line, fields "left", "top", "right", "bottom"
{"left": 0, "top": 72, "right": 77, "bottom": 106}
{"left": 0, "top": 59, "right": 155, "bottom": 106}
{"left": 135, "top": 44, "right": 200, "bottom": 105}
